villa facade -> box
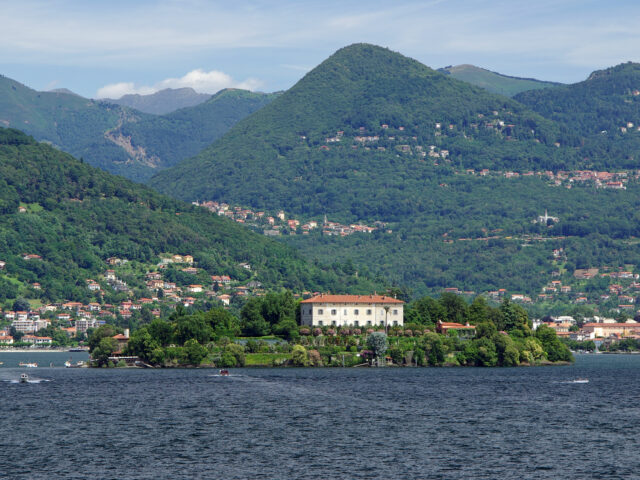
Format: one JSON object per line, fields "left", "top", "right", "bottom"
{"left": 300, "top": 294, "right": 404, "bottom": 328}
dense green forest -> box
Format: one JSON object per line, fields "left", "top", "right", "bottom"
{"left": 151, "top": 43, "right": 576, "bottom": 202}
{"left": 0, "top": 128, "right": 380, "bottom": 304}
{"left": 515, "top": 62, "right": 640, "bottom": 169}
{"left": 114, "top": 89, "right": 279, "bottom": 178}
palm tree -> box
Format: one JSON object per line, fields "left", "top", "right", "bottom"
{"left": 383, "top": 305, "right": 390, "bottom": 335}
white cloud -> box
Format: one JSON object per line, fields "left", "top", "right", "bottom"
{"left": 96, "top": 69, "right": 263, "bottom": 99}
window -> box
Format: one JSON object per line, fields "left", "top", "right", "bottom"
{"left": 354, "top": 309, "right": 359, "bottom": 315}
{"left": 317, "top": 309, "right": 323, "bottom": 315}
{"left": 318, "top": 321, "right": 323, "bottom": 326}
{"left": 331, "top": 309, "right": 337, "bottom": 315}
{"left": 367, "top": 321, "right": 372, "bottom": 326}
{"left": 343, "top": 309, "right": 347, "bottom": 315}
{"left": 332, "top": 321, "right": 337, "bottom": 326}
{"left": 393, "top": 309, "right": 398, "bottom": 315}
{"left": 393, "top": 321, "right": 398, "bottom": 326}
{"left": 354, "top": 321, "right": 359, "bottom": 327}
{"left": 366, "top": 309, "right": 372, "bottom": 315}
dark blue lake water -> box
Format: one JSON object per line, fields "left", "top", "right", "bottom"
{"left": 0, "top": 353, "right": 638, "bottom": 479}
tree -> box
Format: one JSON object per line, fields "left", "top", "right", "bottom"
{"left": 439, "top": 292, "right": 468, "bottom": 324}
{"left": 173, "top": 313, "right": 212, "bottom": 345}
{"left": 472, "top": 337, "right": 498, "bottom": 367}
{"left": 240, "top": 298, "right": 270, "bottom": 336}
{"left": 88, "top": 324, "right": 119, "bottom": 353}
{"left": 184, "top": 338, "right": 207, "bottom": 365}
{"left": 366, "top": 332, "right": 388, "bottom": 360}
{"left": 535, "top": 324, "right": 573, "bottom": 362}
{"left": 217, "top": 343, "right": 246, "bottom": 367}
{"left": 205, "top": 307, "right": 241, "bottom": 339}
{"left": 92, "top": 337, "right": 118, "bottom": 367}
{"left": 148, "top": 319, "right": 173, "bottom": 346}
{"left": 291, "top": 345, "right": 309, "bottom": 366}
{"left": 12, "top": 298, "right": 30, "bottom": 312}
{"left": 126, "top": 327, "right": 160, "bottom": 363}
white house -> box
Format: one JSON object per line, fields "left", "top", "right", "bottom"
{"left": 300, "top": 294, "right": 404, "bottom": 328}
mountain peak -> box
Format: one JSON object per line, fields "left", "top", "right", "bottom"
{"left": 586, "top": 61, "right": 640, "bottom": 82}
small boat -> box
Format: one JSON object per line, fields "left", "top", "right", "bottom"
{"left": 20, "top": 373, "right": 29, "bottom": 383}
{"left": 64, "top": 360, "right": 71, "bottom": 368}
{"left": 219, "top": 369, "right": 230, "bottom": 376}
{"left": 572, "top": 378, "right": 589, "bottom": 384}
{"left": 19, "top": 362, "right": 38, "bottom": 368}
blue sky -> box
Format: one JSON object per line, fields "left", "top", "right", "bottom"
{"left": 2, "top": 0, "right": 640, "bottom": 98}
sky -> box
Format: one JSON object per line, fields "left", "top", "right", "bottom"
{"left": 2, "top": 0, "right": 640, "bottom": 99}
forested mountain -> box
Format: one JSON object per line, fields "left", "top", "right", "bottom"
{"left": 111, "top": 89, "right": 279, "bottom": 176}
{"left": 440, "top": 64, "right": 561, "bottom": 97}
{"left": 104, "top": 87, "right": 211, "bottom": 114}
{"left": 150, "top": 43, "right": 574, "bottom": 205}
{"left": 515, "top": 62, "right": 640, "bottom": 169}
{"left": 148, "top": 44, "right": 640, "bottom": 300}
{"left": 0, "top": 76, "right": 276, "bottom": 181}
{"left": 0, "top": 74, "right": 144, "bottom": 177}
{"left": 0, "top": 128, "right": 377, "bottom": 304}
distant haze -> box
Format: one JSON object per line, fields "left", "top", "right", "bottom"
{"left": 104, "top": 87, "right": 212, "bottom": 115}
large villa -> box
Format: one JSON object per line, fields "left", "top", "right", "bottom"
{"left": 300, "top": 294, "right": 404, "bottom": 328}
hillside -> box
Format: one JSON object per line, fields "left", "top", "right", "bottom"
{"left": 148, "top": 45, "right": 640, "bottom": 305}
{"left": 440, "top": 64, "right": 561, "bottom": 97}
{"left": 0, "top": 74, "right": 144, "bottom": 177}
{"left": 0, "top": 76, "right": 276, "bottom": 181}
{"left": 150, "top": 43, "right": 573, "bottom": 207}
{"left": 0, "top": 128, "right": 378, "bottom": 306}
{"left": 515, "top": 62, "right": 640, "bottom": 169}
{"left": 113, "top": 89, "right": 279, "bottom": 175}
{"left": 104, "top": 87, "right": 211, "bottom": 114}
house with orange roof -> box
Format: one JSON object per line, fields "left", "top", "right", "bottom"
{"left": 300, "top": 294, "right": 404, "bottom": 328}
{"left": 436, "top": 321, "right": 476, "bottom": 339}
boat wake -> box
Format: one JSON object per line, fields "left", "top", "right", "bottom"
{"left": 4, "top": 377, "right": 51, "bottom": 384}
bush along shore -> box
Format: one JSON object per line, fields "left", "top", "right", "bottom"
{"left": 86, "top": 292, "right": 573, "bottom": 368}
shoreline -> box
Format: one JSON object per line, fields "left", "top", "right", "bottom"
{"left": 0, "top": 348, "right": 88, "bottom": 353}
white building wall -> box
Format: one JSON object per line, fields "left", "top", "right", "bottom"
{"left": 301, "top": 303, "right": 403, "bottom": 327}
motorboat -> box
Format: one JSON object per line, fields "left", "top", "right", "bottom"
{"left": 20, "top": 373, "right": 29, "bottom": 383}
{"left": 19, "top": 362, "right": 37, "bottom": 368}
{"left": 66, "top": 361, "right": 85, "bottom": 368}
{"left": 572, "top": 378, "right": 589, "bottom": 384}
{"left": 219, "top": 369, "right": 230, "bottom": 376}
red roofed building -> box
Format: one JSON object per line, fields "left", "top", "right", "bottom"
{"left": 436, "top": 321, "right": 477, "bottom": 338}
{"left": 300, "top": 294, "right": 403, "bottom": 328}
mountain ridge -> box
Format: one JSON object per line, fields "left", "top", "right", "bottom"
{"left": 104, "top": 87, "right": 212, "bottom": 115}
{"left": 440, "top": 64, "right": 562, "bottom": 96}
{"left": 0, "top": 76, "right": 277, "bottom": 181}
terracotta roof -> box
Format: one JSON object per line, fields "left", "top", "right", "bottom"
{"left": 439, "top": 322, "right": 476, "bottom": 329}
{"left": 300, "top": 294, "right": 403, "bottom": 304}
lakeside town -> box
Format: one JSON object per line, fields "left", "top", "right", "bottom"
{"left": 1, "top": 248, "right": 640, "bottom": 358}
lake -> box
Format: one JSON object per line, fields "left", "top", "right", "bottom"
{"left": 0, "top": 353, "right": 638, "bottom": 479}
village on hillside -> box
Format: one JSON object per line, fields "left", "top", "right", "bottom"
{"left": 0, "top": 253, "right": 275, "bottom": 347}
{"left": 193, "top": 201, "right": 390, "bottom": 237}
